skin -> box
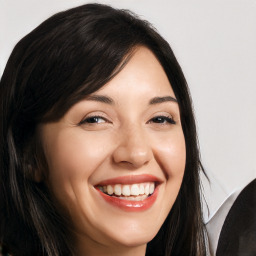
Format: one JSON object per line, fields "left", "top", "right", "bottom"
{"left": 39, "top": 47, "right": 186, "bottom": 256}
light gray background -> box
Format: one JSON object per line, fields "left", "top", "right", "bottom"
{"left": 1, "top": 0, "right": 255, "bottom": 220}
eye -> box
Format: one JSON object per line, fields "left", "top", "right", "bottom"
{"left": 79, "top": 115, "right": 109, "bottom": 125}
{"left": 148, "top": 115, "right": 176, "bottom": 125}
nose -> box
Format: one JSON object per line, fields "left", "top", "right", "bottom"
{"left": 112, "top": 125, "right": 153, "bottom": 168}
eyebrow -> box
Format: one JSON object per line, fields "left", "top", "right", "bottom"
{"left": 149, "top": 96, "right": 178, "bottom": 105}
{"left": 85, "top": 95, "right": 178, "bottom": 105}
{"left": 85, "top": 95, "right": 114, "bottom": 104}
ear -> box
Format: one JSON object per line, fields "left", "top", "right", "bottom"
{"left": 24, "top": 131, "right": 47, "bottom": 183}
{"left": 33, "top": 166, "right": 44, "bottom": 183}
{"left": 27, "top": 163, "right": 44, "bottom": 183}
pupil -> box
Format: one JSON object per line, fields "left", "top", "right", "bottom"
{"left": 154, "top": 117, "right": 164, "bottom": 123}
{"left": 88, "top": 117, "right": 99, "bottom": 123}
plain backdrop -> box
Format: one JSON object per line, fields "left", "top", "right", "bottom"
{"left": 1, "top": 0, "right": 255, "bottom": 221}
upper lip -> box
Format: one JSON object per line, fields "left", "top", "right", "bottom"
{"left": 95, "top": 174, "right": 163, "bottom": 186}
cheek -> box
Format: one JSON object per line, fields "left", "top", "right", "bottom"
{"left": 151, "top": 130, "right": 186, "bottom": 221}
{"left": 43, "top": 130, "right": 111, "bottom": 200}
{"left": 153, "top": 130, "right": 186, "bottom": 179}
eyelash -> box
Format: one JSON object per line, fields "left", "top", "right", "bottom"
{"left": 147, "top": 115, "right": 176, "bottom": 125}
{"left": 79, "top": 115, "right": 108, "bottom": 125}
{"left": 79, "top": 115, "right": 176, "bottom": 125}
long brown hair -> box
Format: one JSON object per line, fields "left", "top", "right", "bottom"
{"left": 0, "top": 4, "right": 207, "bottom": 255}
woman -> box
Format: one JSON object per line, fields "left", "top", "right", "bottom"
{"left": 0, "top": 3, "right": 207, "bottom": 256}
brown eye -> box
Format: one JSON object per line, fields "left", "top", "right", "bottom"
{"left": 79, "top": 116, "right": 107, "bottom": 125}
{"left": 149, "top": 116, "right": 176, "bottom": 125}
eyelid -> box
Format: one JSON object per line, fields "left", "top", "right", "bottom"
{"left": 147, "top": 113, "right": 176, "bottom": 125}
{"left": 78, "top": 113, "right": 111, "bottom": 125}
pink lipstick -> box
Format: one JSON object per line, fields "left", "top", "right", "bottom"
{"left": 95, "top": 174, "right": 161, "bottom": 212}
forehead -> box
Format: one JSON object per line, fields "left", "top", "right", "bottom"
{"left": 95, "top": 46, "right": 176, "bottom": 101}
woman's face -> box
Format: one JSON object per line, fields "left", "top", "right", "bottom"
{"left": 40, "top": 47, "right": 186, "bottom": 252}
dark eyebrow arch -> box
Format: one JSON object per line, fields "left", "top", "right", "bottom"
{"left": 149, "top": 96, "right": 178, "bottom": 105}
{"left": 85, "top": 95, "right": 114, "bottom": 105}
{"left": 84, "top": 95, "right": 177, "bottom": 105}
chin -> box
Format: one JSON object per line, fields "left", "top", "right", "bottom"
{"left": 106, "top": 223, "right": 159, "bottom": 248}
{"left": 113, "top": 234, "right": 154, "bottom": 248}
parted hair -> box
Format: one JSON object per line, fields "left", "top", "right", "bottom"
{"left": 0, "top": 3, "right": 207, "bottom": 256}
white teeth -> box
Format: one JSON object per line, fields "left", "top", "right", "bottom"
{"left": 130, "top": 184, "right": 140, "bottom": 196}
{"left": 107, "top": 185, "right": 113, "bottom": 195}
{"left": 145, "top": 184, "right": 150, "bottom": 195}
{"left": 139, "top": 184, "right": 144, "bottom": 195}
{"left": 99, "top": 182, "right": 156, "bottom": 197}
{"left": 114, "top": 184, "right": 122, "bottom": 196}
{"left": 122, "top": 185, "right": 130, "bottom": 196}
{"left": 149, "top": 183, "right": 155, "bottom": 194}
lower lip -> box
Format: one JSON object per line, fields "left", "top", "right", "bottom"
{"left": 96, "top": 187, "right": 159, "bottom": 212}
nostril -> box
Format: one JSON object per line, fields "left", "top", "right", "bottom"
{"left": 112, "top": 145, "right": 152, "bottom": 168}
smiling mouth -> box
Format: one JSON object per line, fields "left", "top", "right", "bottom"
{"left": 95, "top": 174, "right": 161, "bottom": 211}
{"left": 97, "top": 182, "right": 155, "bottom": 201}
